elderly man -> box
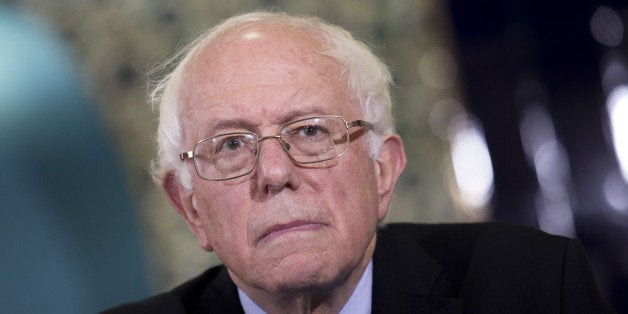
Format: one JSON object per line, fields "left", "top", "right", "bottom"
{"left": 106, "top": 11, "right": 614, "bottom": 313}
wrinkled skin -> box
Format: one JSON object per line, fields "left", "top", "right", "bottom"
{"left": 164, "top": 23, "right": 406, "bottom": 313}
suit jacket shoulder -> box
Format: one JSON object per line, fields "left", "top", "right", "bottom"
{"left": 103, "top": 222, "right": 614, "bottom": 313}
{"left": 101, "top": 265, "right": 243, "bottom": 314}
{"left": 373, "top": 223, "right": 615, "bottom": 313}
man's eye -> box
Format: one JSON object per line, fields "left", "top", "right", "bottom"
{"left": 218, "top": 137, "right": 245, "bottom": 152}
{"left": 298, "top": 125, "right": 326, "bottom": 137}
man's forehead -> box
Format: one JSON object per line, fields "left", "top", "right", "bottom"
{"left": 179, "top": 65, "right": 347, "bottom": 122}
{"left": 216, "top": 22, "right": 315, "bottom": 45}
{"left": 178, "top": 24, "right": 336, "bottom": 102}
{"left": 175, "top": 22, "right": 360, "bottom": 140}
{"left": 190, "top": 22, "right": 325, "bottom": 69}
{"left": 192, "top": 105, "right": 340, "bottom": 135}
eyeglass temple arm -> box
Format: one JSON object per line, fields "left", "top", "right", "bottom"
{"left": 180, "top": 151, "right": 194, "bottom": 160}
{"left": 347, "top": 120, "right": 375, "bottom": 130}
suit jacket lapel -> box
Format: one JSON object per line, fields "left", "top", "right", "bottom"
{"left": 194, "top": 266, "right": 244, "bottom": 314}
{"left": 189, "top": 226, "right": 463, "bottom": 313}
{"left": 372, "top": 226, "right": 463, "bottom": 313}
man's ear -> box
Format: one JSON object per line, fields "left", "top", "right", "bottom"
{"left": 374, "top": 134, "right": 407, "bottom": 221}
{"left": 162, "top": 172, "right": 213, "bottom": 251}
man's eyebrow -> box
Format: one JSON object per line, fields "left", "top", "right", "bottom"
{"left": 202, "top": 119, "right": 257, "bottom": 136}
{"left": 278, "top": 107, "right": 330, "bottom": 123}
{"left": 202, "top": 106, "right": 335, "bottom": 135}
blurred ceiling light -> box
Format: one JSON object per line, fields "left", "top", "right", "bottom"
{"left": 519, "top": 101, "right": 575, "bottom": 237}
{"left": 535, "top": 188, "right": 576, "bottom": 237}
{"left": 519, "top": 101, "right": 556, "bottom": 162}
{"left": 607, "top": 85, "right": 628, "bottom": 182}
{"left": 450, "top": 117, "right": 494, "bottom": 208}
{"left": 418, "top": 46, "right": 458, "bottom": 89}
{"left": 533, "top": 140, "right": 570, "bottom": 187}
{"left": 604, "top": 170, "right": 628, "bottom": 214}
{"left": 519, "top": 103, "right": 569, "bottom": 188}
{"left": 428, "top": 97, "right": 465, "bottom": 140}
{"left": 590, "top": 6, "right": 624, "bottom": 47}
{"left": 600, "top": 55, "right": 628, "bottom": 94}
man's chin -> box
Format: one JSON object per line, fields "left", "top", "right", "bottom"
{"left": 247, "top": 253, "right": 346, "bottom": 295}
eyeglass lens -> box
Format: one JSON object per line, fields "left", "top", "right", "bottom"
{"left": 192, "top": 116, "right": 350, "bottom": 180}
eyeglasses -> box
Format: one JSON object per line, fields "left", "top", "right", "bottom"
{"left": 180, "top": 115, "right": 374, "bottom": 181}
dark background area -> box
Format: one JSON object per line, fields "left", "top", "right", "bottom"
{"left": 449, "top": 0, "right": 627, "bottom": 311}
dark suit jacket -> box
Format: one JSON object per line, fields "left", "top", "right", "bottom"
{"left": 104, "top": 223, "right": 615, "bottom": 313}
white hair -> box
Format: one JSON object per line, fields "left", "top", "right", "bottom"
{"left": 151, "top": 11, "right": 395, "bottom": 189}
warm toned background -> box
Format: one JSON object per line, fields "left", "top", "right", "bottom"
{"left": 11, "top": 0, "right": 468, "bottom": 287}
{"left": 2, "top": 0, "right": 626, "bottom": 313}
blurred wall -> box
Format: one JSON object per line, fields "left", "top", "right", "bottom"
{"left": 0, "top": 5, "right": 148, "bottom": 313}
{"left": 449, "top": 0, "right": 628, "bottom": 310}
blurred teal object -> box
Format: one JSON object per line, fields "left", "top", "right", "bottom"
{"left": 0, "top": 5, "right": 149, "bottom": 313}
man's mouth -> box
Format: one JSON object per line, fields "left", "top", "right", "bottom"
{"left": 258, "top": 221, "right": 325, "bottom": 245}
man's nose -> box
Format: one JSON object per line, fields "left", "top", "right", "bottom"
{"left": 255, "top": 136, "right": 297, "bottom": 192}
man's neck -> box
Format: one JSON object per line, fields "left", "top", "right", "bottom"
{"left": 238, "top": 259, "right": 373, "bottom": 314}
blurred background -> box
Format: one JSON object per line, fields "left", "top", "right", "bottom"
{"left": 1, "top": 0, "right": 626, "bottom": 312}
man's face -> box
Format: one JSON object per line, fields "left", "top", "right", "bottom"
{"left": 174, "top": 25, "right": 387, "bottom": 295}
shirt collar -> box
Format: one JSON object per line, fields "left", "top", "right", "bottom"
{"left": 238, "top": 260, "right": 373, "bottom": 314}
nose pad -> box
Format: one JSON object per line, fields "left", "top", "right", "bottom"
{"left": 281, "top": 140, "right": 291, "bottom": 151}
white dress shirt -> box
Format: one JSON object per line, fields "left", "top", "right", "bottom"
{"left": 238, "top": 260, "right": 373, "bottom": 314}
